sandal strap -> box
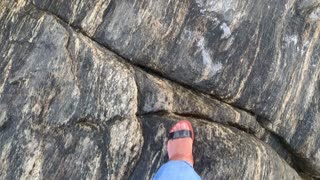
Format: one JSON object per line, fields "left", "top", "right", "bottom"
{"left": 169, "top": 130, "right": 192, "bottom": 140}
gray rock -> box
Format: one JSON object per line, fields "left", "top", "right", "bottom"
{"left": 31, "top": 0, "right": 320, "bottom": 176}
{"left": 134, "top": 69, "right": 265, "bottom": 138}
{"left": 131, "top": 114, "right": 301, "bottom": 180}
{"left": 0, "top": 3, "right": 142, "bottom": 179}
{"left": 1, "top": 0, "right": 318, "bottom": 179}
{"left": 0, "top": 117, "right": 142, "bottom": 180}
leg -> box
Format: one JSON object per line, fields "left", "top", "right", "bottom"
{"left": 153, "top": 120, "right": 201, "bottom": 180}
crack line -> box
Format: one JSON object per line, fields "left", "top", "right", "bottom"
{"left": 28, "top": 3, "right": 307, "bottom": 178}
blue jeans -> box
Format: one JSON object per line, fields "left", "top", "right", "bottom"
{"left": 153, "top": 160, "right": 201, "bottom": 180}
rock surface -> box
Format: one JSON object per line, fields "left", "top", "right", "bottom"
{"left": 134, "top": 69, "right": 265, "bottom": 138}
{"left": 0, "top": 3, "right": 142, "bottom": 179}
{"left": 31, "top": 0, "right": 320, "bottom": 177}
{"left": 0, "top": 0, "right": 319, "bottom": 179}
{"left": 131, "top": 114, "right": 301, "bottom": 180}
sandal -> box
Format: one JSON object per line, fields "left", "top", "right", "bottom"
{"left": 167, "top": 120, "right": 194, "bottom": 166}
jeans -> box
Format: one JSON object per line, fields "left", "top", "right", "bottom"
{"left": 153, "top": 160, "right": 201, "bottom": 180}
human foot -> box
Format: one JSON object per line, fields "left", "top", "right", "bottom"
{"left": 167, "top": 120, "right": 194, "bottom": 166}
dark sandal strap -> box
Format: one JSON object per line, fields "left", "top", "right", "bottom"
{"left": 169, "top": 130, "right": 192, "bottom": 140}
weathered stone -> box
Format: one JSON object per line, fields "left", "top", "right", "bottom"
{"left": 0, "top": 117, "right": 141, "bottom": 180}
{"left": 31, "top": 0, "right": 320, "bottom": 176}
{"left": 287, "top": 76, "right": 320, "bottom": 177}
{"left": 0, "top": 3, "right": 143, "bottom": 179}
{"left": 131, "top": 114, "right": 301, "bottom": 179}
{"left": 134, "top": 67, "right": 315, "bottom": 171}
{"left": 135, "top": 69, "right": 265, "bottom": 138}
{"left": 1, "top": 0, "right": 319, "bottom": 179}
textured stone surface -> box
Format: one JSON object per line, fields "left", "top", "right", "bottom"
{"left": 131, "top": 114, "right": 301, "bottom": 179}
{"left": 135, "top": 69, "right": 265, "bottom": 138}
{"left": 31, "top": 0, "right": 320, "bottom": 176}
{"left": 0, "top": 118, "right": 142, "bottom": 180}
{"left": 1, "top": 0, "right": 320, "bottom": 179}
{"left": 0, "top": 3, "right": 142, "bottom": 179}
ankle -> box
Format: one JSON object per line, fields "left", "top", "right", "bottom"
{"left": 170, "top": 154, "right": 194, "bottom": 166}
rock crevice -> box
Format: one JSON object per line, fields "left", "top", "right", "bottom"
{"left": 1, "top": 0, "right": 319, "bottom": 179}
